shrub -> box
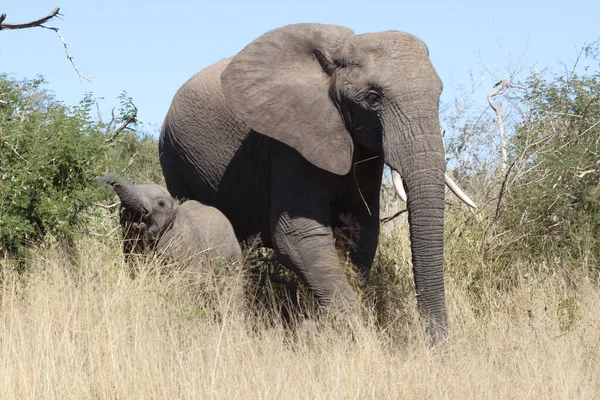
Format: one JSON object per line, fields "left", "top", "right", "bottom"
{"left": 501, "top": 71, "right": 600, "bottom": 263}
{"left": 0, "top": 75, "right": 161, "bottom": 264}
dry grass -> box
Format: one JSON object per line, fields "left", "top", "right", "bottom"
{"left": 1, "top": 232, "right": 599, "bottom": 399}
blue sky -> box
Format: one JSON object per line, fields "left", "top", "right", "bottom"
{"left": 1, "top": 0, "right": 598, "bottom": 134}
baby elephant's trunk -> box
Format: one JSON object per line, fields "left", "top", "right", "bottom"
{"left": 115, "top": 185, "right": 148, "bottom": 220}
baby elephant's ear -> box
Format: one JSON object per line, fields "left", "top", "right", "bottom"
{"left": 221, "top": 23, "right": 355, "bottom": 176}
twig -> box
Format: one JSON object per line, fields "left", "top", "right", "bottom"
{"left": 0, "top": 8, "right": 92, "bottom": 82}
{"left": 574, "top": 169, "right": 596, "bottom": 179}
{"left": 106, "top": 100, "right": 138, "bottom": 143}
{"left": 380, "top": 209, "right": 407, "bottom": 224}
{"left": 580, "top": 94, "right": 600, "bottom": 125}
{"left": 92, "top": 202, "right": 120, "bottom": 209}
{"left": 104, "top": 107, "right": 118, "bottom": 133}
{"left": 579, "top": 119, "right": 600, "bottom": 139}
{"left": 483, "top": 160, "right": 516, "bottom": 255}
{"left": 492, "top": 161, "right": 515, "bottom": 227}
{"left": 121, "top": 152, "right": 138, "bottom": 173}
{"left": 488, "top": 80, "right": 510, "bottom": 173}
{"left": 569, "top": 43, "right": 586, "bottom": 78}
{"left": 353, "top": 155, "right": 379, "bottom": 216}
{"left": 0, "top": 127, "right": 29, "bottom": 164}
{"left": 40, "top": 24, "right": 92, "bottom": 82}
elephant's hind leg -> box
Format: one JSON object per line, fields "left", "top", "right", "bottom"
{"left": 159, "top": 141, "right": 192, "bottom": 201}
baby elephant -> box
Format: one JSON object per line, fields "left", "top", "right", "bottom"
{"left": 99, "top": 174, "right": 242, "bottom": 265}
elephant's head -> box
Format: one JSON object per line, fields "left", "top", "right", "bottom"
{"left": 221, "top": 23, "right": 452, "bottom": 340}
{"left": 104, "top": 178, "right": 179, "bottom": 252}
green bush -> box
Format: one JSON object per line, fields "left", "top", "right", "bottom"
{"left": 441, "top": 49, "right": 599, "bottom": 288}
{"left": 501, "top": 71, "right": 600, "bottom": 263}
{"left": 0, "top": 75, "right": 161, "bottom": 263}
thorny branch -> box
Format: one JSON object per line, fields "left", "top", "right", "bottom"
{"left": 39, "top": 25, "right": 91, "bottom": 82}
{"left": 0, "top": 7, "right": 91, "bottom": 82}
{"left": 106, "top": 100, "right": 138, "bottom": 143}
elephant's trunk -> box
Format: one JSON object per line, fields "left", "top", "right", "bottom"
{"left": 384, "top": 112, "right": 448, "bottom": 343}
{"left": 114, "top": 185, "right": 149, "bottom": 218}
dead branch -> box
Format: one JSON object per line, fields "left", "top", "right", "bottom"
{"left": 39, "top": 24, "right": 91, "bottom": 82}
{"left": 574, "top": 169, "right": 596, "bottom": 179}
{"left": 107, "top": 107, "right": 118, "bottom": 132}
{"left": 0, "top": 8, "right": 91, "bottom": 82}
{"left": 106, "top": 100, "right": 138, "bottom": 143}
{"left": 580, "top": 94, "right": 600, "bottom": 125}
{"left": 0, "top": 7, "right": 59, "bottom": 30}
{"left": 380, "top": 209, "right": 407, "bottom": 224}
{"left": 121, "top": 152, "right": 138, "bottom": 173}
{"left": 492, "top": 161, "right": 515, "bottom": 224}
{"left": 483, "top": 160, "right": 516, "bottom": 255}
{"left": 488, "top": 80, "right": 510, "bottom": 173}
{"left": 92, "top": 202, "right": 120, "bottom": 209}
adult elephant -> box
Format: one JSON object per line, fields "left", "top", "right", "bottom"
{"left": 159, "top": 23, "right": 473, "bottom": 342}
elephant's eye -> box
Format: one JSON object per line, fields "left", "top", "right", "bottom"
{"left": 158, "top": 200, "right": 166, "bottom": 208}
{"left": 365, "top": 90, "right": 382, "bottom": 108}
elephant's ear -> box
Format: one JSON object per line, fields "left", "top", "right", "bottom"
{"left": 221, "top": 23, "right": 354, "bottom": 175}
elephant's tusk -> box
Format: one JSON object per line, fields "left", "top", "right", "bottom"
{"left": 391, "top": 170, "right": 407, "bottom": 202}
{"left": 391, "top": 169, "right": 477, "bottom": 209}
{"left": 444, "top": 173, "right": 477, "bottom": 208}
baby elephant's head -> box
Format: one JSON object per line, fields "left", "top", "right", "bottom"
{"left": 99, "top": 174, "right": 179, "bottom": 252}
{"left": 115, "top": 183, "right": 179, "bottom": 245}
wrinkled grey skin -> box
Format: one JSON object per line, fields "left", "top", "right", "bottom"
{"left": 159, "top": 23, "right": 448, "bottom": 342}
{"left": 100, "top": 175, "right": 242, "bottom": 265}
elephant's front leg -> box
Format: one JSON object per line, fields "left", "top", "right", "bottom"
{"left": 271, "top": 212, "right": 358, "bottom": 309}
{"left": 270, "top": 142, "right": 357, "bottom": 310}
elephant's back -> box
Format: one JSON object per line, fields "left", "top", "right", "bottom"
{"left": 159, "top": 58, "right": 250, "bottom": 200}
{"left": 159, "top": 58, "right": 271, "bottom": 245}
{"left": 164, "top": 57, "right": 248, "bottom": 134}
{"left": 167, "top": 58, "right": 248, "bottom": 136}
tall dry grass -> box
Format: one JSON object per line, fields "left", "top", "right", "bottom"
{"left": 1, "top": 228, "right": 599, "bottom": 399}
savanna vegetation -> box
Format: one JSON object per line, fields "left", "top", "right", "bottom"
{"left": 1, "top": 37, "right": 599, "bottom": 397}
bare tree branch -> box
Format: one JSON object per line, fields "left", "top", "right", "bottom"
{"left": 574, "top": 169, "right": 597, "bottom": 179}
{"left": 580, "top": 94, "right": 600, "bottom": 125}
{"left": 483, "top": 160, "right": 516, "bottom": 255}
{"left": 106, "top": 100, "right": 138, "bottom": 143}
{"left": 0, "top": 7, "right": 59, "bottom": 30}
{"left": 380, "top": 209, "right": 407, "bottom": 224}
{"left": 121, "top": 152, "right": 138, "bottom": 173}
{"left": 0, "top": 8, "right": 92, "bottom": 82}
{"left": 39, "top": 24, "right": 92, "bottom": 82}
{"left": 92, "top": 202, "right": 120, "bottom": 209}
{"left": 488, "top": 80, "right": 510, "bottom": 173}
